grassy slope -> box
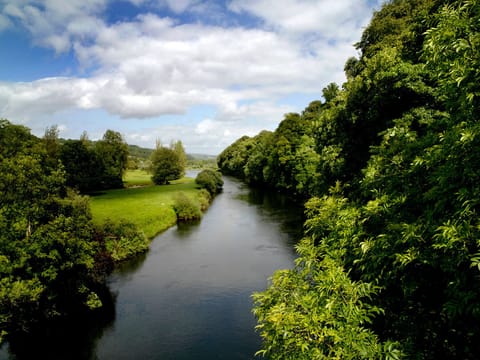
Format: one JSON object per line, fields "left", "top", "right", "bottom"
{"left": 90, "top": 170, "right": 199, "bottom": 239}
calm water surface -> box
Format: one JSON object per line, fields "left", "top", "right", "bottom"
{"left": 1, "top": 176, "right": 303, "bottom": 359}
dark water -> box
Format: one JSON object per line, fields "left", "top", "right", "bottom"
{"left": 0, "top": 176, "right": 303, "bottom": 359}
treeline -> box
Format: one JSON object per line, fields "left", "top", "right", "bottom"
{"left": 53, "top": 128, "right": 189, "bottom": 191}
{"left": 219, "top": 0, "right": 480, "bottom": 358}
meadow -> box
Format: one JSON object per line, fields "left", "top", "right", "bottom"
{"left": 90, "top": 170, "right": 201, "bottom": 239}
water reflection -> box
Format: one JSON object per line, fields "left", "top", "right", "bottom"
{"left": 0, "top": 285, "right": 116, "bottom": 360}
{"left": 175, "top": 220, "right": 202, "bottom": 238}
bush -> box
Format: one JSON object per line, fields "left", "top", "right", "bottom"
{"left": 99, "top": 220, "right": 149, "bottom": 262}
{"left": 172, "top": 192, "right": 202, "bottom": 222}
{"left": 195, "top": 169, "right": 223, "bottom": 195}
{"left": 197, "top": 189, "right": 212, "bottom": 211}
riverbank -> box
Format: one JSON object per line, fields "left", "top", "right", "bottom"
{"left": 90, "top": 170, "right": 203, "bottom": 240}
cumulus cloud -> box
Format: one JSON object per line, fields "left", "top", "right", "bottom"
{"left": 0, "top": 0, "right": 381, "bottom": 153}
{"left": 0, "top": 12, "right": 350, "bottom": 120}
{"left": 229, "top": 0, "right": 376, "bottom": 39}
{"left": 2, "top": 0, "right": 108, "bottom": 52}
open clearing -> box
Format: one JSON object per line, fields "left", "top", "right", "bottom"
{"left": 90, "top": 171, "right": 200, "bottom": 239}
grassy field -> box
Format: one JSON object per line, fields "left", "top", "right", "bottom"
{"left": 90, "top": 170, "right": 200, "bottom": 239}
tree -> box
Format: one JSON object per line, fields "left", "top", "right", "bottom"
{"left": 423, "top": 0, "right": 480, "bottom": 120}
{"left": 0, "top": 120, "right": 104, "bottom": 342}
{"left": 59, "top": 140, "right": 105, "bottom": 192}
{"left": 244, "top": 131, "right": 274, "bottom": 185}
{"left": 95, "top": 130, "right": 129, "bottom": 189}
{"left": 322, "top": 82, "right": 339, "bottom": 103}
{"left": 217, "top": 135, "right": 254, "bottom": 177}
{"left": 221, "top": 0, "right": 480, "bottom": 358}
{"left": 43, "top": 125, "right": 60, "bottom": 163}
{"left": 150, "top": 146, "right": 183, "bottom": 185}
{"left": 172, "top": 140, "right": 187, "bottom": 178}
{"left": 253, "top": 240, "right": 401, "bottom": 360}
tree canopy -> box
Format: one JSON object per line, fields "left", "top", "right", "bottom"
{"left": 149, "top": 141, "right": 186, "bottom": 185}
{"left": 218, "top": 0, "right": 480, "bottom": 358}
{"left": 0, "top": 120, "right": 107, "bottom": 342}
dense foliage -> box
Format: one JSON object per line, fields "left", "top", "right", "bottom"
{"left": 59, "top": 130, "right": 129, "bottom": 192}
{"left": 172, "top": 192, "right": 203, "bottom": 222}
{"left": 0, "top": 120, "right": 109, "bottom": 342}
{"left": 219, "top": 0, "right": 480, "bottom": 358}
{"left": 195, "top": 169, "right": 224, "bottom": 196}
{"left": 172, "top": 169, "right": 223, "bottom": 222}
{"left": 149, "top": 141, "right": 186, "bottom": 185}
{"left": 97, "top": 220, "right": 149, "bottom": 262}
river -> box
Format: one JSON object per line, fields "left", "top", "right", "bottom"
{"left": 0, "top": 175, "right": 304, "bottom": 359}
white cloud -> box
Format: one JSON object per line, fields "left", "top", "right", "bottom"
{"left": 0, "top": 0, "right": 380, "bottom": 153}
{"left": 2, "top": 0, "right": 108, "bottom": 52}
{"left": 195, "top": 118, "right": 215, "bottom": 135}
{"left": 0, "top": 13, "right": 11, "bottom": 31}
{"left": 229, "top": 0, "right": 377, "bottom": 40}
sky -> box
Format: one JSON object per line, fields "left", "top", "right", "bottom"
{"left": 0, "top": 0, "right": 382, "bottom": 155}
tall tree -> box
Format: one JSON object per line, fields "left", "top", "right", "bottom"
{"left": 150, "top": 145, "right": 183, "bottom": 185}
{"left": 60, "top": 140, "right": 105, "bottom": 192}
{"left": 43, "top": 125, "right": 60, "bottom": 163}
{"left": 172, "top": 140, "right": 187, "bottom": 178}
{"left": 95, "top": 130, "right": 129, "bottom": 189}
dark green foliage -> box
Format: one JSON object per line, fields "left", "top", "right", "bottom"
{"left": 150, "top": 146, "right": 184, "bottom": 185}
{"left": 195, "top": 169, "right": 223, "bottom": 195}
{"left": 59, "top": 130, "right": 129, "bottom": 192}
{"left": 95, "top": 130, "right": 129, "bottom": 189}
{"left": 59, "top": 140, "right": 105, "bottom": 192}
{"left": 218, "top": 111, "right": 320, "bottom": 197}
{"left": 217, "top": 135, "right": 253, "bottom": 177}
{"left": 218, "top": 0, "right": 480, "bottom": 358}
{"left": 0, "top": 119, "right": 37, "bottom": 158}
{"left": 0, "top": 121, "right": 106, "bottom": 342}
{"left": 244, "top": 131, "right": 274, "bottom": 185}
{"left": 172, "top": 192, "right": 202, "bottom": 222}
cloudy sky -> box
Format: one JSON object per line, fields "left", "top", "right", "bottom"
{"left": 0, "top": 0, "right": 381, "bottom": 154}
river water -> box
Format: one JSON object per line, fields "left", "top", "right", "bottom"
{"left": 0, "top": 176, "right": 303, "bottom": 359}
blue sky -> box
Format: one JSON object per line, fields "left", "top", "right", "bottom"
{"left": 0, "top": 0, "right": 381, "bottom": 154}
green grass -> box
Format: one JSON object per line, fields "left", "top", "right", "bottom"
{"left": 123, "top": 169, "right": 154, "bottom": 187}
{"left": 90, "top": 172, "right": 199, "bottom": 239}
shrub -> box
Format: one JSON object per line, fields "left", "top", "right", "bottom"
{"left": 195, "top": 169, "right": 224, "bottom": 195}
{"left": 197, "top": 188, "right": 212, "bottom": 211}
{"left": 172, "top": 192, "right": 202, "bottom": 222}
{"left": 99, "top": 220, "right": 149, "bottom": 262}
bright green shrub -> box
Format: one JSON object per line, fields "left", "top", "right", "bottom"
{"left": 172, "top": 192, "right": 202, "bottom": 222}
{"left": 197, "top": 188, "right": 212, "bottom": 211}
{"left": 100, "top": 220, "right": 149, "bottom": 262}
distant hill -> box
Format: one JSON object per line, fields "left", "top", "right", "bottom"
{"left": 60, "top": 138, "right": 215, "bottom": 162}
{"left": 128, "top": 144, "right": 154, "bottom": 160}
{"left": 187, "top": 153, "right": 217, "bottom": 161}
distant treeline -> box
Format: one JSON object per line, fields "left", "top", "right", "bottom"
{"left": 219, "top": 0, "right": 480, "bottom": 358}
